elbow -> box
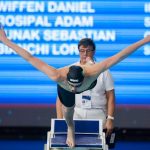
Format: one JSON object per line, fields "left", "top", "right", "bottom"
{"left": 49, "top": 71, "right": 61, "bottom": 82}
{"left": 51, "top": 76, "right": 59, "bottom": 82}
{"left": 106, "top": 56, "right": 118, "bottom": 69}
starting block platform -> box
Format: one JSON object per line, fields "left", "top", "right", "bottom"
{"left": 45, "top": 119, "right": 108, "bottom": 150}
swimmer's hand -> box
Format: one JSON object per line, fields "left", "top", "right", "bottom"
{"left": 0, "top": 24, "right": 7, "bottom": 42}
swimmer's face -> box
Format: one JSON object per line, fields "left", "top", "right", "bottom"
{"left": 67, "top": 81, "right": 83, "bottom": 93}
{"left": 70, "top": 86, "right": 77, "bottom": 93}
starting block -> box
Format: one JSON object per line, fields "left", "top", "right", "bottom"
{"left": 46, "top": 119, "right": 108, "bottom": 150}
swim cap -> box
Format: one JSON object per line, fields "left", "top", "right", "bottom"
{"left": 67, "top": 66, "right": 84, "bottom": 87}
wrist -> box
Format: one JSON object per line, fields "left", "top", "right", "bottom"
{"left": 107, "top": 115, "right": 114, "bottom": 120}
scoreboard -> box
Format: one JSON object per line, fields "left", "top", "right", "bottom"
{"left": 0, "top": 0, "right": 150, "bottom": 128}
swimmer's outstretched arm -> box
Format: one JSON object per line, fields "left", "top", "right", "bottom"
{"left": 0, "top": 26, "right": 68, "bottom": 82}
{"left": 84, "top": 36, "right": 150, "bottom": 76}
